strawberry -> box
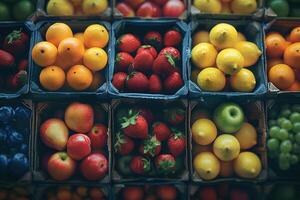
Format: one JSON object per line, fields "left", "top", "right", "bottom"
{"left": 116, "top": 52, "right": 134, "bottom": 72}
{"left": 126, "top": 71, "right": 149, "bottom": 92}
{"left": 164, "top": 29, "right": 182, "bottom": 47}
{"left": 159, "top": 47, "right": 181, "bottom": 62}
{"left": 121, "top": 109, "right": 149, "bottom": 139}
{"left": 149, "top": 74, "right": 162, "bottom": 93}
{"left": 152, "top": 122, "right": 171, "bottom": 141}
{"left": 6, "top": 70, "right": 27, "bottom": 90}
{"left": 18, "top": 59, "right": 28, "bottom": 71}
{"left": 122, "top": 187, "right": 144, "bottom": 200}
{"left": 139, "top": 136, "right": 161, "bottom": 157}
{"left": 163, "top": 71, "right": 183, "bottom": 93}
{"left": 156, "top": 186, "right": 178, "bottom": 200}
{"left": 112, "top": 72, "right": 127, "bottom": 91}
{"left": 3, "top": 30, "right": 29, "bottom": 56}
{"left": 138, "top": 108, "right": 154, "bottom": 124}
{"left": 0, "top": 50, "right": 15, "bottom": 68}
{"left": 163, "top": 108, "right": 185, "bottom": 125}
{"left": 114, "top": 133, "right": 135, "bottom": 155}
{"left": 137, "top": 45, "right": 158, "bottom": 58}
{"left": 117, "top": 34, "right": 141, "bottom": 53}
{"left": 137, "top": 2, "right": 162, "bottom": 18}
{"left": 130, "top": 156, "right": 151, "bottom": 175}
{"left": 152, "top": 53, "right": 177, "bottom": 77}
{"left": 144, "top": 31, "right": 162, "bottom": 50}
{"left": 167, "top": 129, "right": 185, "bottom": 156}
{"left": 116, "top": 2, "right": 135, "bottom": 17}
{"left": 132, "top": 51, "right": 154, "bottom": 73}
{"left": 155, "top": 154, "right": 176, "bottom": 175}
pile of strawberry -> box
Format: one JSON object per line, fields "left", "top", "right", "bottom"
{"left": 0, "top": 29, "right": 29, "bottom": 92}
{"left": 112, "top": 28, "right": 184, "bottom": 94}
{"left": 114, "top": 106, "right": 186, "bottom": 178}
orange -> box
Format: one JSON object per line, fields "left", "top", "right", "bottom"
{"left": 265, "top": 32, "right": 287, "bottom": 58}
{"left": 46, "top": 23, "right": 73, "bottom": 47}
{"left": 268, "top": 64, "right": 295, "bottom": 90}
{"left": 289, "top": 27, "right": 300, "bottom": 43}
{"left": 32, "top": 41, "right": 57, "bottom": 67}
{"left": 287, "top": 81, "right": 300, "bottom": 91}
{"left": 83, "top": 47, "right": 108, "bottom": 71}
{"left": 74, "top": 32, "right": 85, "bottom": 45}
{"left": 89, "top": 72, "right": 105, "bottom": 90}
{"left": 39, "top": 66, "right": 65, "bottom": 91}
{"left": 267, "top": 58, "right": 283, "bottom": 72}
{"left": 284, "top": 42, "right": 300, "bottom": 69}
{"left": 67, "top": 65, "right": 93, "bottom": 91}
{"left": 57, "top": 38, "right": 85, "bottom": 70}
{"left": 84, "top": 24, "right": 109, "bottom": 48}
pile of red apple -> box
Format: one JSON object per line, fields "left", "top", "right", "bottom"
{"left": 39, "top": 102, "right": 109, "bottom": 181}
{"left": 116, "top": 0, "right": 186, "bottom": 18}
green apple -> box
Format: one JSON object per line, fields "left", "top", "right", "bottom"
{"left": 213, "top": 103, "right": 245, "bottom": 133}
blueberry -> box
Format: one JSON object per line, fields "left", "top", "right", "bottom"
{"left": 0, "top": 128, "right": 7, "bottom": 144}
{"left": 0, "top": 154, "right": 8, "bottom": 176}
{"left": 14, "top": 106, "right": 31, "bottom": 121}
{"left": 0, "top": 106, "right": 14, "bottom": 123}
{"left": 19, "top": 144, "right": 28, "bottom": 154}
{"left": 7, "top": 130, "right": 24, "bottom": 148}
{"left": 8, "top": 153, "right": 29, "bottom": 178}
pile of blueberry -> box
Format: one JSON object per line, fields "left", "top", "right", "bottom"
{"left": 0, "top": 105, "right": 31, "bottom": 180}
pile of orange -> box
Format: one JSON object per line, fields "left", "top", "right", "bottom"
{"left": 266, "top": 27, "right": 300, "bottom": 91}
{"left": 32, "top": 23, "right": 109, "bottom": 91}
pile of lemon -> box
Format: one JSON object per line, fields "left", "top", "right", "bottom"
{"left": 191, "top": 23, "right": 262, "bottom": 93}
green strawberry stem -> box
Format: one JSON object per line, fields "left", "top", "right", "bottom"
{"left": 121, "top": 109, "right": 139, "bottom": 128}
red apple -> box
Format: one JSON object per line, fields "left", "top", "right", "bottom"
{"left": 163, "top": 0, "right": 185, "bottom": 17}
{"left": 137, "top": 2, "right": 161, "bottom": 17}
{"left": 117, "top": 2, "right": 135, "bottom": 17}
{"left": 47, "top": 152, "right": 76, "bottom": 181}
{"left": 80, "top": 153, "right": 108, "bottom": 180}
{"left": 64, "top": 102, "right": 94, "bottom": 133}
{"left": 124, "top": 0, "right": 145, "bottom": 9}
{"left": 40, "top": 118, "right": 69, "bottom": 150}
{"left": 88, "top": 124, "right": 108, "bottom": 149}
{"left": 67, "top": 134, "right": 91, "bottom": 160}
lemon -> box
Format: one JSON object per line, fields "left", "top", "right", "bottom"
{"left": 221, "top": 2, "right": 232, "bottom": 14}
{"left": 193, "top": 152, "right": 220, "bottom": 180}
{"left": 237, "top": 32, "right": 247, "bottom": 42}
{"left": 193, "top": 31, "right": 210, "bottom": 46}
{"left": 193, "top": 0, "right": 222, "bottom": 14}
{"left": 192, "top": 43, "right": 218, "bottom": 69}
{"left": 230, "top": 68, "right": 256, "bottom": 92}
{"left": 234, "top": 41, "right": 262, "bottom": 67}
{"left": 231, "top": 0, "right": 257, "bottom": 14}
{"left": 234, "top": 122, "right": 257, "bottom": 150}
{"left": 209, "top": 23, "right": 238, "bottom": 50}
{"left": 191, "top": 69, "right": 201, "bottom": 83}
{"left": 220, "top": 161, "right": 234, "bottom": 177}
{"left": 234, "top": 152, "right": 262, "bottom": 179}
{"left": 213, "top": 134, "right": 240, "bottom": 161}
{"left": 192, "top": 118, "right": 218, "bottom": 145}
{"left": 216, "top": 48, "right": 244, "bottom": 75}
{"left": 197, "top": 67, "right": 226, "bottom": 91}
{"left": 193, "top": 144, "right": 212, "bottom": 156}
{"left": 82, "top": 0, "right": 108, "bottom": 15}
{"left": 46, "top": 0, "right": 74, "bottom": 16}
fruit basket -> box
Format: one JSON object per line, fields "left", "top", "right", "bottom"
{"left": 32, "top": 101, "right": 111, "bottom": 183}
{"left": 190, "top": 0, "right": 264, "bottom": 20}
{"left": 113, "top": 182, "right": 186, "bottom": 200}
{"left": 0, "top": 100, "right": 33, "bottom": 184}
{"left": 30, "top": 20, "right": 111, "bottom": 99}
{"left": 264, "top": 181, "right": 300, "bottom": 200}
{"left": 112, "top": 0, "right": 189, "bottom": 20}
{"left": 111, "top": 99, "right": 189, "bottom": 182}
{"left": 188, "top": 19, "right": 267, "bottom": 99}
{"left": 266, "top": 98, "right": 300, "bottom": 180}
{"left": 35, "top": 184, "right": 110, "bottom": 200}
{"left": 265, "top": 0, "right": 300, "bottom": 20}
{"left": 189, "top": 98, "right": 267, "bottom": 183}
{"left": 36, "top": 0, "right": 112, "bottom": 20}
{"left": 0, "top": 0, "right": 37, "bottom": 22}
{"left": 0, "top": 21, "right": 34, "bottom": 99}
{"left": 0, "top": 184, "right": 33, "bottom": 199}
{"left": 108, "top": 19, "right": 189, "bottom": 100}
{"left": 265, "top": 19, "right": 300, "bottom": 96}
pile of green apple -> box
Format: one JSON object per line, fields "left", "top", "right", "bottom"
{"left": 267, "top": 103, "right": 300, "bottom": 171}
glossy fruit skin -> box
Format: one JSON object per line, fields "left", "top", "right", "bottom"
{"left": 132, "top": 51, "right": 154, "bottom": 72}
{"left": 149, "top": 74, "right": 163, "bottom": 93}
{"left": 144, "top": 31, "right": 163, "bottom": 50}
{"left": 0, "top": 50, "right": 15, "bottom": 68}
{"left": 32, "top": 41, "right": 58, "bottom": 67}
{"left": 122, "top": 112, "right": 149, "bottom": 139}
{"left": 112, "top": 72, "right": 128, "bottom": 91}
{"left": 3, "top": 30, "right": 29, "bottom": 56}
{"left": 8, "top": 153, "right": 29, "bottom": 178}
{"left": 137, "top": 45, "right": 158, "bottom": 58}
{"left": 152, "top": 122, "right": 171, "bottom": 141}
{"left": 164, "top": 29, "right": 182, "bottom": 47}
{"left": 155, "top": 154, "right": 176, "bottom": 175}
{"left": 130, "top": 156, "right": 150, "bottom": 175}
{"left": 163, "top": 0, "right": 185, "bottom": 17}
{"left": 168, "top": 132, "right": 185, "bottom": 156}
{"left": 80, "top": 153, "right": 108, "bottom": 180}
{"left": 163, "top": 71, "right": 183, "bottom": 93}
{"left": 126, "top": 71, "right": 149, "bottom": 92}
{"left": 115, "top": 133, "right": 134, "bottom": 155}
{"left": 67, "top": 133, "right": 91, "bottom": 160}
{"left": 117, "top": 34, "right": 141, "bottom": 53}
{"left": 88, "top": 124, "right": 108, "bottom": 149}
{"left": 116, "top": 52, "right": 134, "bottom": 72}
{"left": 116, "top": 2, "right": 135, "bottom": 17}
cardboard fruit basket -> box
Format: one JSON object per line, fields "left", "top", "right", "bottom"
{"left": 190, "top": 0, "right": 264, "bottom": 20}
{"left": 188, "top": 19, "right": 267, "bottom": 99}
{"left": 32, "top": 100, "right": 111, "bottom": 184}
{"left": 0, "top": 99, "right": 33, "bottom": 184}
{"left": 36, "top": 0, "right": 112, "bottom": 21}
{"left": 189, "top": 97, "right": 267, "bottom": 183}
{"left": 111, "top": 99, "right": 189, "bottom": 182}
{"left": 30, "top": 20, "right": 111, "bottom": 99}
{"left": 108, "top": 19, "right": 189, "bottom": 100}
{"left": 0, "top": 22, "right": 34, "bottom": 99}
{"left": 264, "top": 19, "right": 300, "bottom": 97}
